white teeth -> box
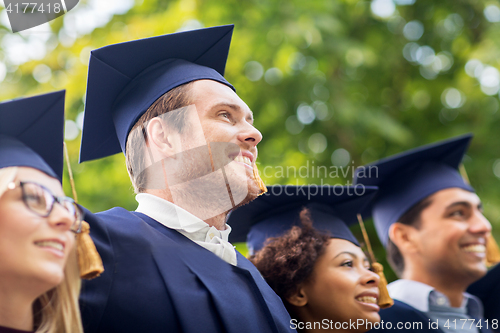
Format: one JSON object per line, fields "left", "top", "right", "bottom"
{"left": 462, "top": 244, "right": 486, "bottom": 253}
{"left": 233, "top": 155, "right": 252, "bottom": 166}
{"left": 356, "top": 296, "right": 377, "bottom": 304}
{"left": 35, "top": 241, "right": 64, "bottom": 252}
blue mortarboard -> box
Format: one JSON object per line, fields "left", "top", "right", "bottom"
{"left": 0, "top": 91, "right": 65, "bottom": 181}
{"left": 228, "top": 185, "right": 378, "bottom": 254}
{"left": 80, "top": 25, "right": 235, "bottom": 162}
{"left": 467, "top": 264, "right": 500, "bottom": 322}
{"left": 354, "top": 134, "right": 474, "bottom": 247}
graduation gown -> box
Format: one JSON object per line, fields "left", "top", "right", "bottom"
{"left": 79, "top": 207, "right": 295, "bottom": 333}
{"left": 367, "top": 300, "right": 442, "bottom": 333}
{"left": 468, "top": 264, "right": 500, "bottom": 332}
{"left": 0, "top": 327, "right": 34, "bottom": 333}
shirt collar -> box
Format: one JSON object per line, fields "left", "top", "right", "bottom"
{"left": 388, "top": 279, "right": 434, "bottom": 312}
{"left": 135, "top": 192, "right": 232, "bottom": 242}
{"left": 388, "top": 279, "right": 483, "bottom": 316}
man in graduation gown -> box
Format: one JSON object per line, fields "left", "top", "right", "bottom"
{"left": 78, "top": 25, "right": 294, "bottom": 333}
{"left": 354, "top": 135, "right": 495, "bottom": 333}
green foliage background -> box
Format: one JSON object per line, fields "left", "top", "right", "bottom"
{"left": 1, "top": 0, "right": 499, "bottom": 281}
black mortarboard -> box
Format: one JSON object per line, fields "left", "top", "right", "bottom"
{"left": 354, "top": 134, "right": 474, "bottom": 247}
{"left": 79, "top": 25, "right": 235, "bottom": 162}
{"left": 228, "top": 185, "right": 378, "bottom": 255}
{"left": 0, "top": 91, "right": 65, "bottom": 181}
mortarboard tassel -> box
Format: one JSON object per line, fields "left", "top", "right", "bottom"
{"left": 486, "top": 234, "right": 500, "bottom": 267}
{"left": 64, "top": 143, "right": 104, "bottom": 279}
{"left": 76, "top": 221, "right": 104, "bottom": 279}
{"left": 370, "top": 262, "right": 393, "bottom": 309}
{"left": 357, "top": 214, "right": 394, "bottom": 309}
{"left": 459, "top": 164, "right": 500, "bottom": 267}
{"left": 253, "top": 163, "right": 267, "bottom": 195}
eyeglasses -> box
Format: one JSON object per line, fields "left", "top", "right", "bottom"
{"left": 7, "top": 181, "right": 83, "bottom": 233}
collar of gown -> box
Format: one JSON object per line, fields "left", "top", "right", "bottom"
{"left": 135, "top": 193, "right": 237, "bottom": 265}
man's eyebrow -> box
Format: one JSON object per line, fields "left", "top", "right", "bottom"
{"left": 211, "top": 102, "right": 240, "bottom": 111}
{"left": 446, "top": 201, "right": 482, "bottom": 210}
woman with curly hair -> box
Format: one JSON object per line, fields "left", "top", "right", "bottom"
{"left": 0, "top": 92, "right": 85, "bottom": 333}
{"left": 228, "top": 185, "right": 383, "bottom": 333}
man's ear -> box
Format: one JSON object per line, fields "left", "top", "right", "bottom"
{"left": 389, "top": 222, "right": 419, "bottom": 254}
{"left": 286, "top": 286, "right": 308, "bottom": 307}
{"left": 146, "top": 117, "right": 181, "bottom": 157}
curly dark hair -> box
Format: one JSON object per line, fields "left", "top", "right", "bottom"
{"left": 249, "top": 207, "right": 330, "bottom": 305}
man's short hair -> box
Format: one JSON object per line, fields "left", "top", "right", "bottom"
{"left": 125, "top": 82, "right": 194, "bottom": 193}
{"left": 387, "top": 196, "right": 432, "bottom": 277}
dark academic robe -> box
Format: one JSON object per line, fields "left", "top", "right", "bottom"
{"left": 369, "top": 300, "right": 493, "bottom": 333}
{"left": 367, "top": 300, "right": 443, "bottom": 333}
{"left": 0, "top": 327, "right": 34, "bottom": 333}
{"left": 79, "top": 207, "right": 295, "bottom": 333}
{"left": 468, "top": 264, "right": 500, "bottom": 333}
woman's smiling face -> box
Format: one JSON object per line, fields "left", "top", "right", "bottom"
{"left": 299, "top": 238, "right": 381, "bottom": 330}
{"left": 0, "top": 167, "right": 76, "bottom": 294}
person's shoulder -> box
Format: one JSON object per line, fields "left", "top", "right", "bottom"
{"left": 377, "top": 299, "right": 433, "bottom": 327}
{"left": 95, "top": 207, "right": 136, "bottom": 220}
{"left": 380, "top": 299, "right": 425, "bottom": 317}
{"left": 85, "top": 207, "right": 179, "bottom": 246}
{"left": 366, "top": 301, "right": 436, "bottom": 333}
{"left": 85, "top": 207, "right": 148, "bottom": 230}
{"left": 83, "top": 206, "right": 132, "bottom": 223}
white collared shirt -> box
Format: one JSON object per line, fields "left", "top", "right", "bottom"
{"left": 387, "top": 279, "right": 482, "bottom": 315}
{"left": 388, "top": 279, "right": 483, "bottom": 333}
{"left": 135, "top": 193, "right": 237, "bottom": 266}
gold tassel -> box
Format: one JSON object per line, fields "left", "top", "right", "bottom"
{"left": 76, "top": 221, "right": 104, "bottom": 279}
{"left": 371, "top": 262, "right": 394, "bottom": 309}
{"left": 64, "top": 143, "right": 104, "bottom": 279}
{"left": 253, "top": 163, "right": 267, "bottom": 195}
{"left": 357, "top": 214, "right": 394, "bottom": 309}
{"left": 486, "top": 234, "right": 500, "bottom": 267}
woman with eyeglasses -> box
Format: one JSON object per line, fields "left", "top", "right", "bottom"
{"left": 0, "top": 91, "right": 84, "bottom": 333}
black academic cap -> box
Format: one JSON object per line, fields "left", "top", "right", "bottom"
{"left": 79, "top": 25, "right": 235, "bottom": 162}
{"left": 0, "top": 91, "right": 65, "bottom": 181}
{"left": 353, "top": 134, "right": 474, "bottom": 247}
{"left": 228, "top": 185, "right": 378, "bottom": 255}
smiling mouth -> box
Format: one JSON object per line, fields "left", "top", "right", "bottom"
{"left": 35, "top": 240, "right": 64, "bottom": 252}
{"left": 233, "top": 155, "right": 252, "bottom": 167}
{"left": 461, "top": 244, "right": 486, "bottom": 254}
{"left": 355, "top": 296, "right": 378, "bottom": 304}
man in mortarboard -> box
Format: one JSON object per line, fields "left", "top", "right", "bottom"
{"left": 354, "top": 134, "right": 495, "bottom": 333}
{"left": 77, "top": 25, "right": 294, "bottom": 332}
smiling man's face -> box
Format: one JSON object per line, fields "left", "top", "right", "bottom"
{"left": 412, "top": 188, "right": 491, "bottom": 285}
{"left": 159, "top": 79, "right": 263, "bottom": 219}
